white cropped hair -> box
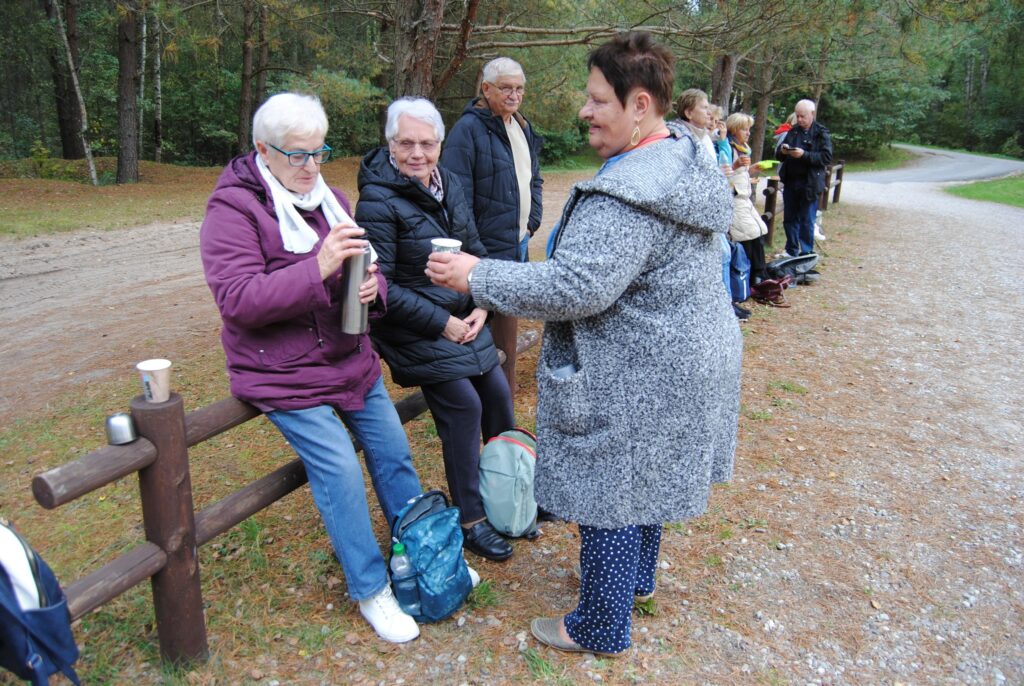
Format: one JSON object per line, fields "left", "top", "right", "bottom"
{"left": 482, "top": 57, "right": 525, "bottom": 84}
{"left": 252, "top": 93, "right": 328, "bottom": 148}
{"left": 385, "top": 97, "right": 445, "bottom": 142}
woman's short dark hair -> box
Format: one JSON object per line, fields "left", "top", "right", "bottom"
{"left": 587, "top": 31, "right": 675, "bottom": 114}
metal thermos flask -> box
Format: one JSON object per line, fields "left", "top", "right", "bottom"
{"left": 340, "top": 246, "right": 370, "bottom": 335}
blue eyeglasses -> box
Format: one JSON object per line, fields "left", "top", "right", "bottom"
{"left": 268, "top": 143, "right": 333, "bottom": 167}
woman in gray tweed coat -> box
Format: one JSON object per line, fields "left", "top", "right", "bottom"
{"left": 427, "top": 32, "right": 741, "bottom": 656}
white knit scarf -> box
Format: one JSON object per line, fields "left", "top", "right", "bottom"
{"left": 256, "top": 155, "right": 351, "bottom": 254}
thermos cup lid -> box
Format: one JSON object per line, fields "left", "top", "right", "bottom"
{"left": 105, "top": 412, "right": 137, "bottom": 445}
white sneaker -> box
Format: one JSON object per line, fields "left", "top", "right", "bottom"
{"left": 467, "top": 564, "right": 481, "bottom": 588}
{"left": 358, "top": 585, "right": 420, "bottom": 643}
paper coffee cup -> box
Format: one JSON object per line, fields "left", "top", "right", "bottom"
{"left": 136, "top": 358, "right": 172, "bottom": 403}
{"left": 430, "top": 238, "right": 462, "bottom": 254}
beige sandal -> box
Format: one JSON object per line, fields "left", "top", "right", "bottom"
{"left": 530, "top": 618, "right": 622, "bottom": 657}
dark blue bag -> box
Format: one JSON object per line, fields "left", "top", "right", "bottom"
{"left": 729, "top": 241, "right": 751, "bottom": 303}
{"left": 0, "top": 520, "right": 80, "bottom": 686}
{"left": 390, "top": 491, "right": 473, "bottom": 623}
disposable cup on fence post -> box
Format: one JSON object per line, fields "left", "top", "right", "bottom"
{"left": 136, "top": 359, "right": 172, "bottom": 403}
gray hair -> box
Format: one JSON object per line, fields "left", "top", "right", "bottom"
{"left": 252, "top": 92, "right": 328, "bottom": 148}
{"left": 385, "top": 97, "right": 445, "bottom": 142}
{"left": 482, "top": 57, "right": 525, "bottom": 84}
{"left": 796, "top": 98, "right": 816, "bottom": 113}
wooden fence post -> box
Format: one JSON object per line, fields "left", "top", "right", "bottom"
{"left": 832, "top": 160, "right": 845, "bottom": 204}
{"left": 130, "top": 393, "right": 208, "bottom": 665}
{"left": 819, "top": 165, "right": 834, "bottom": 211}
{"left": 762, "top": 178, "right": 780, "bottom": 250}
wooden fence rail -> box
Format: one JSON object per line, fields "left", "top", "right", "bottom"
{"left": 32, "top": 331, "right": 538, "bottom": 666}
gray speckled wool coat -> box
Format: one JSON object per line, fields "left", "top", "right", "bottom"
{"left": 470, "top": 123, "right": 742, "bottom": 529}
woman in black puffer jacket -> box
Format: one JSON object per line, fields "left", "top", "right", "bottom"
{"left": 356, "top": 97, "right": 515, "bottom": 562}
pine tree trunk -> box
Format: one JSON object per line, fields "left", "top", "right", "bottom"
{"left": 41, "top": 0, "right": 86, "bottom": 159}
{"left": 116, "top": 1, "right": 140, "bottom": 184}
{"left": 393, "top": 0, "right": 445, "bottom": 97}
{"left": 51, "top": 0, "right": 96, "bottom": 184}
{"left": 153, "top": 12, "right": 162, "bottom": 163}
{"left": 254, "top": 2, "right": 269, "bottom": 108}
{"left": 138, "top": 10, "right": 147, "bottom": 160}
{"left": 711, "top": 53, "right": 737, "bottom": 111}
{"left": 237, "top": 0, "right": 256, "bottom": 153}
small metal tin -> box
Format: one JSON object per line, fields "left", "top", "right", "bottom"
{"left": 105, "top": 412, "right": 137, "bottom": 445}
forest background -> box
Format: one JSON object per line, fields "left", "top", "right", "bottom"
{"left": 2, "top": 0, "right": 1022, "bottom": 187}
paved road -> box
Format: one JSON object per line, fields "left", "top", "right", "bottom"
{"left": 850, "top": 143, "right": 1024, "bottom": 183}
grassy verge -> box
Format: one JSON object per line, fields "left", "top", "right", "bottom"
{"left": 945, "top": 174, "right": 1024, "bottom": 208}
{"left": 839, "top": 145, "right": 918, "bottom": 173}
{"left": 0, "top": 156, "right": 365, "bottom": 239}
{"left": 541, "top": 147, "right": 602, "bottom": 173}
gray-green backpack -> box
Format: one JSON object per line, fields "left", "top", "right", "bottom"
{"left": 479, "top": 428, "right": 539, "bottom": 538}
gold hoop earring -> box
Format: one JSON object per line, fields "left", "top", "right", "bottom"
{"left": 630, "top": 126, "right": 641, "bottom": 146}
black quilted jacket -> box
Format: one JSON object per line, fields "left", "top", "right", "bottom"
{"left": 355, "top": 146, "right": 499, "bottom": 387}
{"left": 440, "top": 98, "right": 543, "bottom": 260}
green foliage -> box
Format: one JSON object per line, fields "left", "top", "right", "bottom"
{"left": 822, "top": 77, "right": 944, "bottom": 153}
{"left": 281, "top": 69, "right": 388, "bottom": 157}
{"left": 535, "top": 125, "right": 585, "bottom": 165}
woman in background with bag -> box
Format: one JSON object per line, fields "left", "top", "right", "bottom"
{"left": 427, "top": 32, "right": 741, "bottom": 657}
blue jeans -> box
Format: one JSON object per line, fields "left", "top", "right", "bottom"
{"left": 517, "top": 233, "right": 531, "bottom": 262}
{"left": 266, "top": 376, "right": 422, "bottom": 600}
{"left": 782, "top": 189, "right": 818, "bottom": 256}
{"left": 565, "top": 524, "right": 661, "bottom": 653}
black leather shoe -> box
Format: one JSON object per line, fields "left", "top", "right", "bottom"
{"left": 462, "top": 521, "right": 513, "bottom": 561}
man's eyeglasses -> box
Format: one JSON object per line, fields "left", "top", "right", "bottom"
{"left": 268, "top": 143, "right": 333, "bottom": 167}
{"left": 495, "top": 85, "right": 525, "bottom": 97}
{"left": 392, "top": 139, "right": 440, "bottom": 153}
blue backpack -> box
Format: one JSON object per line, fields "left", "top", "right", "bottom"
{"left": 0, "top": 520, "right": 80, "bottom": 686}
{"left": 390, "top": 491, "right": 472, "bottom": 623}
{"left": 729, "top": 241, "right": 751, "bottom": 303}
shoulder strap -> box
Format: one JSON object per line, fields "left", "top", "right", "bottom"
{"left": 0, "top": 579, "right": 80, "bottom": 685}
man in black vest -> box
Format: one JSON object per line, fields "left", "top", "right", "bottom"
{"left": 442, "top": 57, "right": 544, "bottom": 392}
{"left": 777, "top": 99, "right": 833, "bottom": 257}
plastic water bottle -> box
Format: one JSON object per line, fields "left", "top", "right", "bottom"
{"left": 389, "top": 541, "right": 421, "bottom": 617}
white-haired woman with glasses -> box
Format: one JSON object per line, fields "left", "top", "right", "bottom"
{"left": 200, "top": 92, "right": 428, "bottom": 644}
{"left": 355, "top": 97, "right": 517, "bottom": 563}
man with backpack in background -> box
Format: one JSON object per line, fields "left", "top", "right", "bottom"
{"left": 777, "top": 99, "right": 833, "bottom": 259}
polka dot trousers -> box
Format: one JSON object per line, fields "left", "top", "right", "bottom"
{"left": 564, "top": 524, "right": 661, "bottom": 654}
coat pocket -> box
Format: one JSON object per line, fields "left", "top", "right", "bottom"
{"left": 249, "top": 323, "right": 321, "bottom": 367}
{"left": 537, "top": 358, "right": 608, "bottom": 437}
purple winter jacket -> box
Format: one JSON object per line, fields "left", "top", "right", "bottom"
{"left": 200, "top": 152, "right": 387, "bottom": 412}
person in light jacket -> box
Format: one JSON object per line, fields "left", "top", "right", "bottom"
{"left": 200, "top": 92, "right": 425, "bottom": 645}
{"left": 726, "top": 112, "right": 768, "bottom": 285}
{"left": 428, "top": 32, "right": 741, "bottom": 657}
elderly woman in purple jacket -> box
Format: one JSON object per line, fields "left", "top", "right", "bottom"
{"left": 199, "top": 92, "right": 425, "bottom": 644}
